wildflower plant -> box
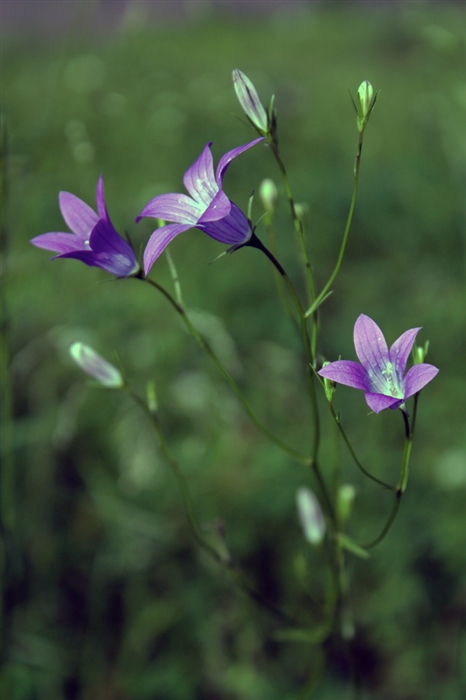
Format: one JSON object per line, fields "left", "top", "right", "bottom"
{"left": 33, "top": 69, "right": 438, "bottom": 695}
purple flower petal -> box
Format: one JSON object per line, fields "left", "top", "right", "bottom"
{"left": 318, "top": 360, "right": 369, "bottom": 391}
{"left": 182, "top": 142, "right": 218, "bottom": 205}
{"left": 59, "top": 191, "right": 99, "bottom": 238}
{"left": 215, "top": 137, "right": 264, "bottom": 187}
{"left": 137, "top": 193, "right": 201, "bottom": 225}
{"left": 403, "top": 363, "right": 439, "bottom": 400}
{"left": 59, "top": 220, "right": 138, "bottom": 277}
{"left": 353, "top": 314, "right": 390, "bottom": 394}
{"left": 197, "top": 189, "right": 231, "bottom": 224}
{"left": 31, "top": 231, "right": 90, "bottom": 255}
{"left": 199, "top": 202, "right": 251, "bottom": 245}
{"left": 364, "top": 393, "right": 401, "bottom": 414}
{"left": 143, "top": 222, "right": 191, "bottom": 275}
{"left": 389, "top": 327, "right": 421, "bottom": 378}
{"left": 95, "top": 175, "right": 110, "bottom": 221}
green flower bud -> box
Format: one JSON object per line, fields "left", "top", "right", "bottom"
{"left": 259, "top": 178, "right": 278, "bottom": 214}
{"left": 352, "top": 80, "right": 379, "bottom": 132}
{"left": 232, "top": 69, "right": 268, "bottom": 133}
{"left": 413, "top": 340, "right": 430, "bottom": 364}
{"left": 337, "top": 484, "right": 356, "bottom": 524}
{"left": 321, "top": 362, "right": 336, "bottom": 402}
{"left": 296, "top": 487, "right": 326, "bottom": 545}
{"left": 69, "top": 342, "right": 123, "bottom": 388}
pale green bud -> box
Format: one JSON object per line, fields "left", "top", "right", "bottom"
{"left": 353, "top": 80, "right": 379, "bottom": 132}
{"left": 146, "top": 380, "right": 158, "bottom": 413}
{"left": 296, "top": 487, "right": 326, "bottom": 545}
{"left": 321, "top": 362, "right": 336, "bottom": 402}
{"left": 259, "top": 178, "right": 278, "bottom": 214}
{"left": 69, "top": 342, "right": 123, "bottom": 388}
{"left": 294, "top": 202, "right": 309, "bottom": 222}
{"left": 413, "top": 340, "right": 430, "bottom": 364}
{"left": 232, "top": 69, "right": 268, "bottom": 133}
{"left": 337, "top": 484, "right": 356, "bottom": 524}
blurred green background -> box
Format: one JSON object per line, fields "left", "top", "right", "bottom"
{"left": 2, "top": 2, "right": 465, "bottom": 698}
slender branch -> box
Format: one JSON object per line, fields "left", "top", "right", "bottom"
{"left": 136, "top": 275, "right": 311, "bottom": 465}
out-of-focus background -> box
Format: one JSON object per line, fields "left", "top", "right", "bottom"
{"left": 2, "top": 1, "right": 465, "bottom": 698}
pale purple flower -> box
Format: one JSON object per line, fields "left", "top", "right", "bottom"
{"left": 31, "top": 176, "right": 139, "bottom": 278}
{"left": 69, "top": 342, "right": 124, "bottom": 388}
{"left": 137, "top": 138, "right": 264, "bottom": 275}
{"left": 318, "top": 314, "right": 439, "bottom": 413}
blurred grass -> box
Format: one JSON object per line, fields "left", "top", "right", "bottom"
{"left": 2, "top": 4, "right": 466, "bottom": 699}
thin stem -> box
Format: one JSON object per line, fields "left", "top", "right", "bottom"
{"left": 329, "top": 403, "right": 396, "bottom": 491}
{"left": 306, "top": 131, "right": 364, "bottom": 319}
{"left": 126, "top": 386, "right": 295, "bottom": 625}
{"left": 137, "top": 275, "right": 310, "bottom": 465}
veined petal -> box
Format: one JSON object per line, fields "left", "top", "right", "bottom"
{"left": 364, "top": 393, "right": 402, "bottom": 414}
{"left": 59, "top": 191, "right": 99, "bottom": 238}
{"left": 197, "top": 189, "right": 231, "bottom": 224}
{"left": 389, "top": 327, "right": 421, "bottom": 378}
{"left": 199, "top": 201, "right": 251, "bottom": 245}
{"left": 30, "top": 231, "right": 90, "bottom": 254}
{"left": 403, "top": 363, "right": 439, "bottom": 400}
{"left": 318, "top": 360, "right": 369, "bottom": 391}
{"left": 183, "top": 142, "right": 218, "bottom": 205}
{"left": 215, "top": 137, "right": 264, "bottom": 187}
{"left": 89, "top": 220, "right": 139, "bottom": 276}
{"left": 95, "top": 175, "right": 110, "bottom": 221}
{"left": 137, "top": 193, "right": 201, "bottom": 225}
{"left": 354, "top": 314, "right": 389, "bottom": 394}
{"left": 143, "top": 222, "right": 191, "bottom": 275}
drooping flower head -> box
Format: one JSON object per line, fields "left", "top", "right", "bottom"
{"left": 137, "top": 138, "right": 264, "bottom": 275}
{"left": 31, "top": 176, "right": 139, "bottom": 278}
{"left": 318, "top": 314, "right": 439, "bottom": 414}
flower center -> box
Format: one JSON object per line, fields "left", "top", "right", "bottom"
{"left": 381, "top": 361, "right": 403, "bottom": 398}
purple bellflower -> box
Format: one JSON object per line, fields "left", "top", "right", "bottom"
{"left": 318, "top": 314, "right": 439, "bottom": 414}
{"left": 137, "top": 138, "right": 264, "bottom": 275}
{"left": 31, "top": 176, "right": 139, "bottom": 278}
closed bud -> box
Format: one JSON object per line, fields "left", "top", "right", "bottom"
{"left": 69, "top": 342, "right": 123, "bottom": 388}
{"left": 352, "top": 80, "right": 379, "bottom": 132}
{"left": 259, "top": 178, "right": 278, "bottom": 214}
{"left": 296, "top": 487, "right": 326, "bottom": 545}
{"left": 146, "top": 380, "right": 158, "bottom": 413}
{"left": 337, "top": 484, "right": 356, "bottom": 524}
{"left": 232, "top": 69, "right": 269, "bottom": 133}
{"left": 321, "top": 362, "right": 336, "bottom": 402}
{"left": 413, "top": 340, "right": 430, "bottom": 364}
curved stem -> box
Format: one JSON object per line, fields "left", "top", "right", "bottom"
{"left": 126, "top": 386, "right": 295, "bottom": 625}
{"left": 306, "top": 131, "right": 364, "bottom": 319}
{"left": 137, "top": 275, "right": 310, "bottom": 465}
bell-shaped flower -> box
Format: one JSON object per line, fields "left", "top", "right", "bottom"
{"left": 318, "top": 314, "right": 439, "bottom": 413}
{"left": 31, "top": 176, "right": 139, "bottom": 278}
{"left": 137, "top": 138, "right": 264, "bottom": 275}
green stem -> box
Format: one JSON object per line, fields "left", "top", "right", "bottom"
{"left": 361, "top": 408, "right": 414, "bottom": 549}
{"left": 137, "top": 275, "right": 310, "bottom": 466}
{"left": 126, "top": 386, "right": 295, "bottom": 625}
{"left": 306, "top": 131, "right": 364, "bottom": 319}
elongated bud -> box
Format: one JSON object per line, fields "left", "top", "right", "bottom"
{"left": 69, "top": 342, "right": 123, "bottom": 388}
{"left": 259, "top": 178, "right": 278, "bottom": 214}
{"left": 351, "top": 80, "right": 379, "bottom": 132}
{"left": 320, "top": 362, "right": 336, "bottom": 402}
{"left": 146, "top": 380, "right": 158, "bottom": 413}
{"left": 232, "top": 69, "right": 268, "bottom": 133}
{"left": 296, "top": 487, "right": 326, "bottom": 545}
{"left": 413, "top": 340, "right": 430, "bottom": 364}
{"left": 337, "top": 484, "right": 356, "bottom": 524}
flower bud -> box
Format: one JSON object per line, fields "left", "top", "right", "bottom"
{"left": 296, "top": 487, "right": 326, "bottom": 545}
{"left": 353, "top": 80, "right": 378, "bottom": 132}
{"left": 413, "top": 340, "right": 430, "bottom": 364}
{"left": 259, "top": 178, "right": 278, "bottom": 214}
{"left": 337, "top": 484, "right": 356, "bottom": 524}
{"left": 69, "top": 342, "right": 123, "bottom": 388}
{"left": 320, "top": 362, "right": 336, "bottom": 402}
{"left": 232, "top": 69, "right": 268, "bottom": 133}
